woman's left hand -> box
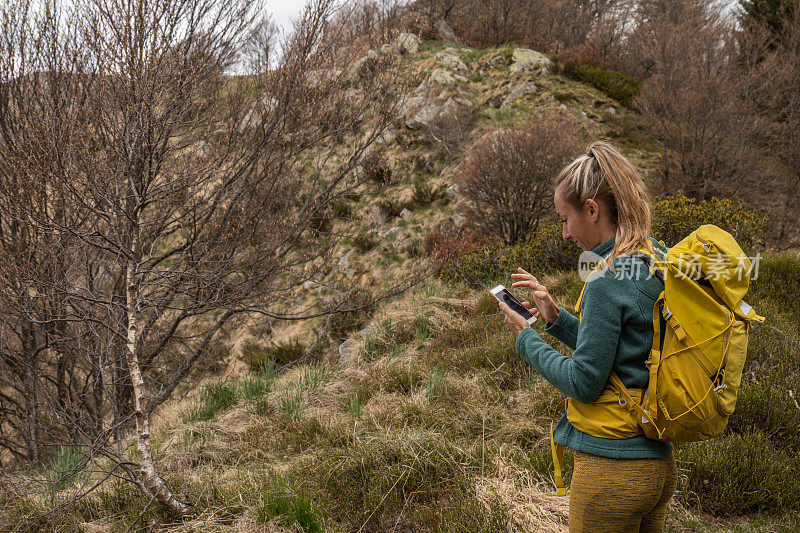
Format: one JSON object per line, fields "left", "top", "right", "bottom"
{"left": 498, "top": 300, "right": 536, "bottom": 335}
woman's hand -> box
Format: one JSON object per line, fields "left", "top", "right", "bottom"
{"left": 498, "top": 300, "right": 537, "bottom": 335}
{"left": 510, "top": 267, "right": 560, "bottom": 324}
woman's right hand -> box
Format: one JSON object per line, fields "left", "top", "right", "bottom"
{"left": 511, "top": 267, "right": 561, "bottom": 324}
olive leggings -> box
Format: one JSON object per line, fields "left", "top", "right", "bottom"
{"left": 568, "top": 450, "right": 677, "bottom": 532}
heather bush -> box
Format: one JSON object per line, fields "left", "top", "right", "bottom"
{"left": 562, "top": 61, "right": 641, "bottom": 107}
{"left": 650, "top": 194, "right": 767, "bottom": 250}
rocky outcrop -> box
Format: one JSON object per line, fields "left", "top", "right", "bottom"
{"left": 348, "top": 49, "right": 380, "bottom": 80}
{"left": 436, "top": 20, "right": 458, "bottom": 44}
{"left": 429, "top": 68, "right": 467, "bottom": 85}
{"left": 306, "top": 68, "right": 342, "bottom": 88}
{"left": 396, "top": 33, "right": 420, "bottom": 55}
{"left": 435, "top": 51, "right": 468, "bottom": 72}
{"left": 501, "top": 82, "right": 537, "bottom": 109}
{"left": 509, "top": 48, "right": 552, "bottom": 73}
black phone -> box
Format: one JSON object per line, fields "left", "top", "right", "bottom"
{"left": 490, "top": 284, "right": 537, "bottom": 324}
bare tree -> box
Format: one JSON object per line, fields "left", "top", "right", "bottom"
{"left": 632, "top": 1, "right": 768, "bottom": 200}
{"left": 0, "top": 0, "right": 434, "bottom": 518}
{"left": 739, "top": 4, "right": 800, "bottom": 246}
{"left": 456, "top": 116, "right": 583, "bottom": 245}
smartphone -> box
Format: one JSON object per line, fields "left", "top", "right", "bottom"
{"left": 490, "top": 284, "right": 537, "bottom": 324}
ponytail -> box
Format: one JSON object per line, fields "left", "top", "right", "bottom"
{"left": 554, "top": 140, "right": 654, "bottom": 271}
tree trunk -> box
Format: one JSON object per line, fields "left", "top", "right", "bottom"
{"left": 125, "top": 233, "right": 191, "bottom": 516}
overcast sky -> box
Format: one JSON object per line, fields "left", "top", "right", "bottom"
{"left": 269, "top": 0, "right": 311, "bottom": 35}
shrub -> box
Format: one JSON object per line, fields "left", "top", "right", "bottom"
{"left": 351, "top": 232, "right": 377, "bottom": 253}
{"left": 330, "top": 199, "right": 353, "bottom": 219}
{"left": 746, "top": 253, "right": 800, "bottom": 325}
{"left": 440, "top": 220, "right": 577, "bottom": 287}
{"left": 324, "top": 288, "right": 374, "bottom": 341}
{"left": 678, "top": 430, "right": 800, "bottom": 515}
{"left": 378, "top": 198, "right": 405, "bottom": 218}
{"left": 362, "top": 154, "right": 393, "bottom": 185}
{"left": 422, "top": 104, "right": 477, "bottom": 158}
{"left": 421, "top": 221, "right": 492, "bottom": 276}
{"left": 650, "top": 194, "right": 767, "bottom": 250}
{"left": 410, "top": 176, "right": 446, "bottom": 209}
{"left": 727, "top": 380, "right": 800, "bottom": 448}
{"left": 456, "top": 118, "right": 582, "bottom": 245}
{"left": 563, "top": 62, "right": 641, "bottom": 106}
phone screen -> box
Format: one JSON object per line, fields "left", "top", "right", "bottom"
{"left": 496, "top": 288, "right": 534, "bottom": 320}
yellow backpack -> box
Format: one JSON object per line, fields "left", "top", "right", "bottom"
{"left": 549, "top": 224, "right": 766, "bottom": 496}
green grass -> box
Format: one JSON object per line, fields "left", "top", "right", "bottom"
{"left": 255, "top": 475, "right": 325, "bottom": 532}
{"left": 181, "top": 380, "right": 237, "bottom": 423}
{"left": 30, "top": 446, "right": 88, "bottom": 493}
{"left": 425, "top": 369, "right": 445, "bottom": 401}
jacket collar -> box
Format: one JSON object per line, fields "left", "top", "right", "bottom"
{"left": 593, "top": 235, "right": 616, "bottom": 259}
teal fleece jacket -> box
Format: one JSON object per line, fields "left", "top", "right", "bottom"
{"left": 515, "top": 235, "right": 673, "bottom": 459}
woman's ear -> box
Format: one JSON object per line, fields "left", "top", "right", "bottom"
{"left": 585, "top": 198, "right": 599, "bottom": 220}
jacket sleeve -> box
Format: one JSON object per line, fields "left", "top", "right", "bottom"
{"left": 543, "top": 306, "right": 580, "bottom": 350}
{"left": 515, "top": 274, "right": 627, "bottom": 404}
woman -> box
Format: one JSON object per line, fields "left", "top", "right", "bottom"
{"left": 498, "top": 140, "right": 677, "bottom": 532}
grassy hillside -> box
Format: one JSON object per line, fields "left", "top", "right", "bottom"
{"left": 2, "top": 37, "right": 799, "bottom": 532}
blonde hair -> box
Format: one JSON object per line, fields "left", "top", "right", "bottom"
{"left": 554, "top": 140, "right": 654, "bottom": 271}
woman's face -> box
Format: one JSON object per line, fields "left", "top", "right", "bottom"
{"left": 554, "top": 185, "right": 602, "bottom": 252}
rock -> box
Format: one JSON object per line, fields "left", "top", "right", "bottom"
{"left": 435, "top": 51, "right": 467, "bottom": 72}
{"left": 357, "top": 323, "right": 376, "bottom": 337}
{"left": 445, "top": 183, "right": 460, "bottom": 199}
{"left": 238, "top": 107, "right": 258, "bottom": 132}
{"left": 364, "top": 205, "right": 387, "bottom": 227}
{"left": 559, "top": 103, "right": 568, "bottom": 110}
{"left": 406, "top": 103, "right": 442, "bottom": 129}
{"left": 487, "top": 55, "right": 507, "bottom": 68}
{"left": 441, "top": 97, "right": 463, "bottom": 117}
{"left": 306, "top": 68, "right": 342, "bottom": 88}
{"left": 452, "top": 215, "right": 466, "bottom": 228}
{"left": 303, "top": 281, "right": 316, "bottom": 290}
{"left": 195, "top": 141, "right": 210, "bottom": 156}
{"left": 509, "top": 48, "right": 553, "bottom": 73}
{"left": 338, "top": 250, "right": 353, "bottom": 270}
{"left": 338, "top": 338, "right": 360, "bottom": 364}
{"left": 348, "top": 49, "right": 379, "bottom": 80}
{"left": 380, "top": 225, "right": 401, "bottom": 236}
{"left": 604, "top": 106, "right": 617, "bottom": 115}
{"left": 436, "top": 19, "right": 458, "bottom": 44}
{"left": 580, "top": 110, "right": 588, "bottom": 120}
{"left": 400, "top": 208, "right": 413, "bottom": 219}
{"left": 429, "top": 68, "right": 457, "bottom": 85}
{"left": 398, "top": 94, "right": 428, "bottom": 119}
{"left": 377, "top": 129, "right": 398, "bottom": 145}
{"left": 395, "top": 32, "right": 420, "bottom": 55}
{"left": 500, "top": 82, "right": 537, "bottom": 110}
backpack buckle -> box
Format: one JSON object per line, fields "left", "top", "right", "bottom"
{"left": 662, "top": 304, "right": 672, "bottom": 320}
